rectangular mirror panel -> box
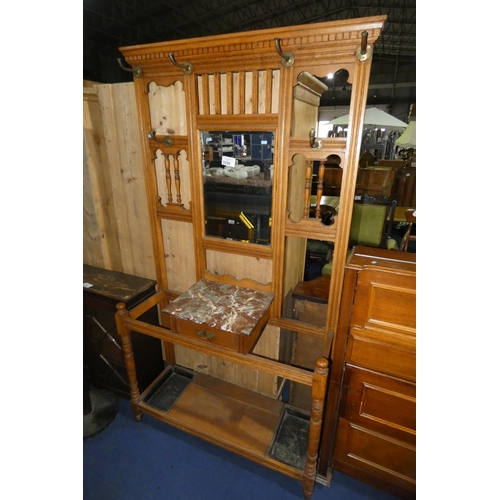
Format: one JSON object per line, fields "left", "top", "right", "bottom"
{"left": 201, "top": 130, "right": 274, "bottom": 245}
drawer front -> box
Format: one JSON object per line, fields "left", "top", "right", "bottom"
{"left": 172, "top": 316, "right": 264, "bottom": 354}
{"left": 173, "top": 317, "right": 239, "bottom": 351}
{"left": 351, "top": 268, "right": 416, "bottom": 337}
{"left": 347, "top": 326, "right": 416, "bottom": 382}
{"left": 342, "top": 364, "right": 416, "bottom": 444}
{"left": 334, "top": 418, "right": 416, "bottom": 493}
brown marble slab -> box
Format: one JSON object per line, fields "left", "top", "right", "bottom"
{"left": 163, "top": 279, "right": 274, "bottom": 336}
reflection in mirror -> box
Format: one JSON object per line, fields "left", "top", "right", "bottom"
{"left": 318, "top": 68, "right": 351, "bottom": 138}
{"left": 201, "top": 130, "right": 274, "bottom": 245}
{"left": 280, "top": 66, "right": 353, "bottom": 325}
{"left": 281, "top": 236, "right": 329, "bottom": 328}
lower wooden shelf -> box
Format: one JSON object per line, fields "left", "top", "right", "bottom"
{"left": 115, "top": 291, "right": 331, "bottom": 499}
{"left": 136, "top": 365, "right": 310, "bottom": 481}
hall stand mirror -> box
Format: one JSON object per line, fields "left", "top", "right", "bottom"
{"left": 117, "top": 16, "right": 386, "bottom": 499}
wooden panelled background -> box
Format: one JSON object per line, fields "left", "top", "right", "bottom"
{"left": 83, "top": 81, "right": 155, "bottom": 280}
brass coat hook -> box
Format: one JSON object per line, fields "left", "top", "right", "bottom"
{"left": 356, "top": 31, "right": 372, "bottom": 61}
{"left": 274, "top": 38, "right": 294, "bottom": 67}
{"left": 117, "top": 58, "right": 143, "bottom": 78}
{"left": 148, "top": 130, "right": 173, "bottom": 147}
{"left": 309, "top": 128, "right": 323, "bottom": 151}
{"left": 168, "top": 53, "right": 193, "bottom": 75}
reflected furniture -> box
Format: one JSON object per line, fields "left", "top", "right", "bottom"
{"left": 320, "top": 166, "right": 397, "bottom": 200}
{"left": 400, "top": 209, "right": 416, "bottom": 252}
{"left": 320, "top": 160, "right": 415, "bottom": 208}
{"left": 320, "top": 197, "right": 398, "bottom": 276}
{"left": 117, "top": 15, "right": 389, "bottom": 499}
{"left": 393, "top": 205, "right": 416, "bottom": 223}
{"left": 355, "top": 167, "right": 396, "bottom": 199}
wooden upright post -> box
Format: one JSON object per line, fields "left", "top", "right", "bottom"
{"left": 302, "top": 356, "right": 329, "bottom": 499}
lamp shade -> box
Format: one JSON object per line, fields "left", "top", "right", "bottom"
{"left": 328, "top": 107, "right": 409, "bottom": 130}
{"left": 395, "top": 120, "right": 416, "bottom": 148}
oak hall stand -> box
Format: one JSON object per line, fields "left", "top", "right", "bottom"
{"left": 116, "top": 16, "right": 386, "bottom": 499}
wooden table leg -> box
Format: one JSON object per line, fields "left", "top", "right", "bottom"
{"left": 115, "top": 303, "right": 143, "bottom": 421}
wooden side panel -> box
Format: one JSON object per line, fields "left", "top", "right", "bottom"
{"left": 96, "top": 83, "right": 156, "bottom": 279}
{"left": 83, "top": 86, "right": 122, "bottom": 271}
{"left": 83, "top": 83, "right": 155, "bottom": 279}
{"left": 83, "top": 139, "right": 105, "bottom": 268}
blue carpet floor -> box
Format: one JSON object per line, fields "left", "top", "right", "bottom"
{"left": 84, "top": 396, "right": 399, "bottom": 500}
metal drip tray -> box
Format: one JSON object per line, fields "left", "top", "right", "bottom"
{"left": 269, "top": 407, "right": 310, "bottom": 470}
{"left": 143, "top": 367, "right": 194, "bottom": 412}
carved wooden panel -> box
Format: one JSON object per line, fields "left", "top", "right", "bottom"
{"left": 148, "top": 80, "right": 187, "bottom": 135}
{"left": 154, "top": 149, "right": 192, "bottom": 210}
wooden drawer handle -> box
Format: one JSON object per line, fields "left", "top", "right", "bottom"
{"left": 196, "top": 329, "right": 215, "bottom": 341}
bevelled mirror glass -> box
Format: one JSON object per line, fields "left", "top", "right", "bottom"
{"left": 201, "top": 130, "right": 274, "bottom": 245}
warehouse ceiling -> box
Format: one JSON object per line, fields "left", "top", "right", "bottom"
{"left": 83, "top": 0, "right": 416, "bottom": 116}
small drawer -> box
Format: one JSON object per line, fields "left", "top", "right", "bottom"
{"left": 333, "top": 418, "right": 416, "bottom": 493}
{"left": 164, "top": 279, "right": 274, "bottom": 354}
{"left": 341, "top": 364, "right": 416, "bottom": 444}
{"left": 347, "top": 326, "right": 416, "bottom": 382}
{"left": 171, "top": 315, "right": 267, "bottom": 353}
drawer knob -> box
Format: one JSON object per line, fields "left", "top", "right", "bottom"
{"left": 196, "top": 329, "right": 215, "bottom": 341}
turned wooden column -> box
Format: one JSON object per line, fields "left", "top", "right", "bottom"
{"left": 302, "top": 356, "right": 329, "bottom": 499}
{"left": 115, "top": 302, "right": 143, "bottom": 421}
